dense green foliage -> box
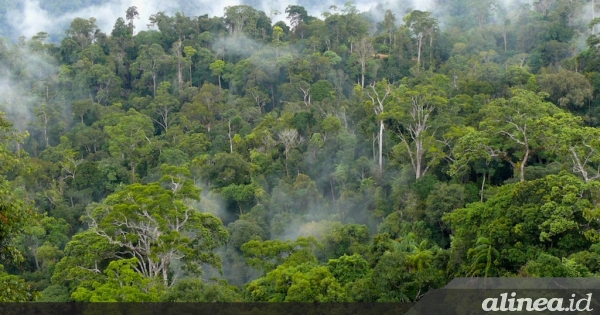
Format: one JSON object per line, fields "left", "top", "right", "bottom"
{"left": 2, "top": 0, "right": 600, "bottom": 302}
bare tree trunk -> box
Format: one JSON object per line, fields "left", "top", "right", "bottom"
{"left": 519, "top": 148, "right": 529, "bottom": 182}
{"left": 228, "top": 119, "right": 233, "bottom": 153}
{"left": 33, "top": 248, "right": 40, "bottom": 272}
{"left": 569, "top": 147, "right": 590, "bottom": 182}
{"left": 366, "top": 82, "right": 391, "bottom": 173}
{"left": 131, "top": 162, "right": 136, "bottom": 183}
{"left": 152, "top": 73, "right": 157, "bottom": 98}
{"left": 416, "top": 143, "right": 422, "bottom": 179}
{"left": 355, "top": 37, "right": 374, "bottom": 88}
{"left": 417, "top": 35, "right": 423, "bottom": 66}
{"left": 378, "top": 120, "right": 384, "bottom": 173}
{"left": 372, "top": 133, "right": 377, "bottom": 162}
{"left": 162, "top": 262, "right": 169, "bottom": 287}
{"left": 176, "top": 42, "right": 183, "bottom": 90}
{"left": 361, "top": 66, "right": 365, "bottom": 88}
{"left": 480, "top": 171, "right": 486, "bottom": 202}
{"left": 43, "top": 116, "right": 49, "bottom": 148}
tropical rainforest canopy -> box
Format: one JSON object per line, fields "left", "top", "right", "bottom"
{"left": 2, "top": 0, "right": 600, "bottom": 303}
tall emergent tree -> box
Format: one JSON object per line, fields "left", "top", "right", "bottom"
{"left": 387, "top": 80, "right": 449, "bottom": 180}
{"left": 404, "top": 10, "right": 438, "bottom": 67}
{"left": 86, "top": 171, "right": 228, "bottom": 287}
{"left": 453, "top": 89, "right": 560, "bottom": 182}
{"left": 362, "top": 79, "right": 392, "bottom": 173}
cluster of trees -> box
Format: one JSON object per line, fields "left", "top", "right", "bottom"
{"left": 2, "top": 0, "right": 600, "bottom": 302}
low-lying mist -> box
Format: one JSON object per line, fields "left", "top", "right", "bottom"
{"left": 6, "top": 0, "right": 438, "bottom": 41}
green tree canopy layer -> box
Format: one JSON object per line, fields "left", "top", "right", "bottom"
{"left": 1, "top": 0, "right": 600, "bottom": 302}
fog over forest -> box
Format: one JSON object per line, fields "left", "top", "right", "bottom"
{"left": 4, "top": 1, "right": 553, "bottom": 40}
{"left": 4, "top": 0, "right": 417, "bottom": 39}
{"left": 1, "top": 0, "right": 600, "bottom": 305}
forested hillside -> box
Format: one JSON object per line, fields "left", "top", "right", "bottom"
{"left": 2, "top": 0, "right": 600, "bottom": 303}
{"left": 0, "top": 0, "right": 380, "bottom": 40}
